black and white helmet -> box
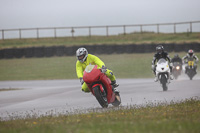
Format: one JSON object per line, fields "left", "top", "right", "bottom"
{"left": 156, "top": 45, "right": 164, "bottom": 54}
{"left": 174, "top": 54, "right": 179, "bottom": 58}
{"left": 76, "top": 47, "right": 88, "bottom": 63}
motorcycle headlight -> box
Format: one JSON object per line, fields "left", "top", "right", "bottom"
{"left": 176, "top": 66, "right": 180, "bottom": 70}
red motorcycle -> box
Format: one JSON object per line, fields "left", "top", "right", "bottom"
{"left": 83, "top": 65, "right": 121, "bottom": 108}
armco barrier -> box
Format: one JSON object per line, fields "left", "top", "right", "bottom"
{"left": 0, "top": 43, "right": 199, "bottom": 59}
{"left": 65, "top": 46, "right": 79, "bottom": 56}
{"left": 174, "top": 44, "right": 183, "bottom": 52}
{"left": 126, "top": 44, "right": 136, "bottom": 53}
{"left": 163, "top": 43, "right": 174, "bottom": 52}
{"left": 55, "top": 46, "right": 65, "bottom": 56}
{"left": 34, "top": 47, "right": 45, "bottom": 58}
{"left": 13, "top": 48, "right": 24, "bottom": 58}
{"left": 0, "top": 49, "right": 4, "bottom": 59}
{"left": 116, "top": 45, "right": 125, "bottom": 54}
{"left": 183, "top": 43, "right": 200, "bottom": 52}
{"left": 24, "top": 47, "right": 34, "bottom": 58}
{"left": 4, "top": 48, "right": 15, "bottom": 59}
{"left": 44, "top": 46, "right": 55, "bottom": 57}
{"left": 84, "top": 45, "right": 96, "bottom": 54}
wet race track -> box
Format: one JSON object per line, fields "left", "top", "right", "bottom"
{"left": 0, "top": 75, "right": 200, "bottom": 120}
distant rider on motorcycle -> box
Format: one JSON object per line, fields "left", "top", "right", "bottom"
{"left": 151, "top": 45, "right": 174, "bottom": 82}
{"left": 76, "top": 47, "right": 119, "bottom": 93}
{"left": 171, "top": 54, "right": 183, "bottom": 70}
{"left": 172, "top": 54, "right": 183, "bottom": 65}
{"left": 182, "top": 49, "right": 199, "bottom": 74}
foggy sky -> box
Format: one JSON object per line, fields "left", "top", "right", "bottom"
{"left": 0, "top": 0, "right": 200, "bottom": 29}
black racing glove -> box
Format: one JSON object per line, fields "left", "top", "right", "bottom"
{"left": 101, "top": 65, "right": 107, "bottom": 73}
{"left": 80, "top": 78, "right": 84, "bottom": 85}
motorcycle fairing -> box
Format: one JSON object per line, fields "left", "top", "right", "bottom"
{"left": 98, "top": 73, "right": 114, "bottom": 103}
{"left": 156, "top": 59, "right": 170, "bottom": 73}
{"left": 83, "top": 65, "right": 100, "bottom": 83}
{"left": 83, "top": 65, "right": 115, "bottom": 104}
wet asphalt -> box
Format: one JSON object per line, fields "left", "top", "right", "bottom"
{"left": 0, "top": 75, "right": 200, "bottom": 120}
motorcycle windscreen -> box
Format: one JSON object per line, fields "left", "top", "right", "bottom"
{"left": 158, "top": 58, "right": 167, "bottom": 64}
{"left": 85, "top": 65, "right": 95, "bottom": 73}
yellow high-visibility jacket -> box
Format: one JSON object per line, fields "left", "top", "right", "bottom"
{"left": 76, "top": 54, "right": 105, "bottom": 79}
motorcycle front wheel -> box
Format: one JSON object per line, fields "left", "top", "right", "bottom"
{"left": 93, "top": 86, "right": 108, "bottom": 108}
{"left": 173, "top": 72, "right": 178, "bottom": 79}
{"left": 188, "top": 69, "right": 195, "bottom": 80}
{"left": 161, "top": 74, "right": 168, "bottom": 91}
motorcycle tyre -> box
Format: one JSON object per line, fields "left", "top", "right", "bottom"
{"left": 174, "top": 75, "right": 178, "bottom": 80}
{"left": 93, "top": 86, "right": 108, "bottom": 108}
{"left": 161, "top": 74, "right": 168, "bottom": 91}
{"left": 172, "top": 71, "right": 180, "bottom": 80}
{"left": 188, "top": 70, "right": 194, "bottom": 80}
{"left": 162, "top": 83, "right": 168, "bottom": 91}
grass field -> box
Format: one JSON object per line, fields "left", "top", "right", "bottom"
{"left": 0, "top": 32, "right": 200, "bottom": 49}
{"left": 0, "top": 98, "right": 199, "bottom": 133}
{"left": 1, "top": 52, "right": 199, "bottom": 81}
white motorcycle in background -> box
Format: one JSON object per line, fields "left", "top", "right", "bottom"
{"left": 155, "top": 58, "right": 171, "bottom": 91}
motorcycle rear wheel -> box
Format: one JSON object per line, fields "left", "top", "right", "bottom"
{"left": 93, "top": 86, "right": 108, "bottom": 108}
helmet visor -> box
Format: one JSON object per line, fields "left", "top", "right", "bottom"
{"left": 157, "top": 49, "right": 162, "bottom": 53}
{"left": 78, "top": 55, "right": 85, "bottom": 60}
{"left": 189, "top": 53, "right": 193, "bottom": 56}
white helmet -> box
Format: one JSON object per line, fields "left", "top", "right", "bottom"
{"left": 76, "top": 47, "right": 88, "bottom": 63}
{"left": 188, "top": 49, "right": 194, "bottom": 57}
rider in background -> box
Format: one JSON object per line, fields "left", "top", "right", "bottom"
{"left": 151, "top": 45, "right": 174, "bottom": 82}
{"left": 171, "top": 54, "right": 183, "bottom": 70}
{"left": 76, "top": 47, "right": 119, "bottom": 93}
{"left": 182, "top": 49, "right": 199, "bottom": 74}
{"left": 171, "top": 54, "right": 183, "bottom": 65}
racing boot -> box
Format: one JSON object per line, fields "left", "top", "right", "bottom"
{"left": 111, "top": 80, "right": 119, "bottom": 93}
{"left": 170, "top": 73, "right": 174, "bottom": 80}
{"left": 194, "top": 67, "right": 197, "bottom": 75}
{"left": 154, "top": 75, "right": 158, "bottom": 82}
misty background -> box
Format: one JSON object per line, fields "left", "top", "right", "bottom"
{"left": 0, "top": 0, "right": 200, "bottom": 39}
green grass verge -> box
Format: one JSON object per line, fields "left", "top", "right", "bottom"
{"left": 0, "top": 32, "right": 200, "bottom": 49}
{"left": 0, "top": 53, "right": 200, "bottom": 81}
{"left": 0, "top": 88, "right": 23, "bottom": 91}
{"left": 0, "top": 98, "right": 199, "bottom": 133}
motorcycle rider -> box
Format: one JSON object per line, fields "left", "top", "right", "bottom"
{"left": 171, "top": 54, "right": 183, "bottom": 65}
{"left": 182, "top": 49, "right": 199, "bottom": 74}
{"left": 76, "top": 47, "right": 119, "bottom": 93}
{"left": 171, "top": 54, "right": 183, "bottom": 70}
{"left": 151, "top": 45, "right": 174, "bottom": 82}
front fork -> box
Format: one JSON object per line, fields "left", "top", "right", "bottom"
{"left": 157, "top": 72, "right": 170, "bottom": 84}
{"left": 92, "top": 84, "right": 104, "bottom": 93}
{"left": 92, "top": 84, "right": 115, "bottom": 103}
